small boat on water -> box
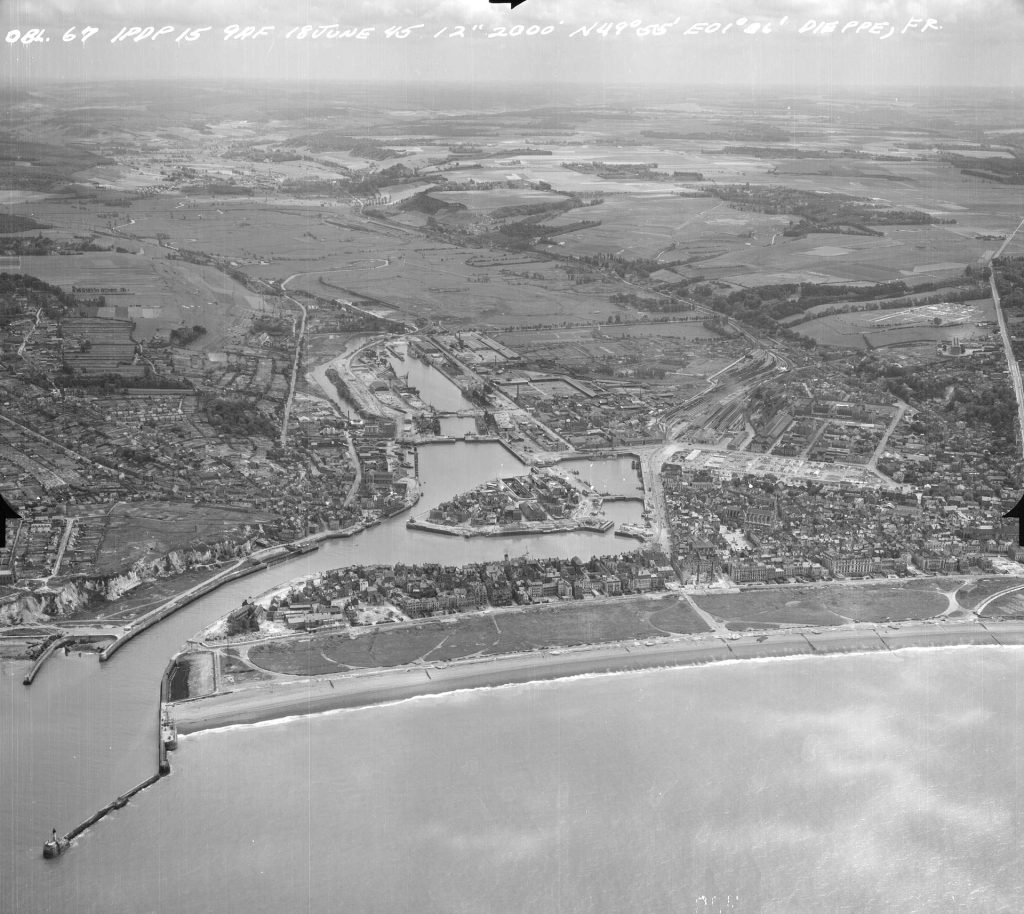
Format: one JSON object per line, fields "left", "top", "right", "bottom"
{"left": 43, "top": 831, "right": 69, "bottom": 858}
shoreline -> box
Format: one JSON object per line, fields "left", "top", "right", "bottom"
{"left": 171, "top": 618, "right": 1024, "bottom": 736}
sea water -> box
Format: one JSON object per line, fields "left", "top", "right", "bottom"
{"left": 15, "top": 646, "right": 1023, "bottom": 914}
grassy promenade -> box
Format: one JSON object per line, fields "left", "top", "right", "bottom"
{"left": 173, "top": 617, "right": 1024, "bottom": 736}
{"left": 247, "top": 594, "right": 710, "bottom": 676}
{"left": 166, "top": 574, "right": 1024, "bottom": 734}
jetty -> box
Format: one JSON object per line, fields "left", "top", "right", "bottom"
{"left": 45, "top": 649, "right": 180, "bottom": 857}
{"left": 23, "top": 633, "right": 117, "bottom": 686}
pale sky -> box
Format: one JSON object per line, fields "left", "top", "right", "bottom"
{"left": 1, "top": 0, "right": 1021, "bottom": 87}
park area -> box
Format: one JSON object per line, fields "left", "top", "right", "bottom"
{"left": 979, "top": 583, "right": 1024, "bottom": 618}
{"left": 245, "top": 594, "right": 710, "bottom": 676}
{"left": 693, "top": 579, "right": 955, "bottom": 628}
{"left": 956, "top": 576, "right": 1024, "bottom": 611}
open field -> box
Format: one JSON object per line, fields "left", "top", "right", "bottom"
{"left": 446, "top": 142, "right": 776, "bottom": 194}
{"left": 693, "top": 579, "right": 953, "bottom": 626}
{"left": 8, "top": 251, "right": 270, "bottom": 347}
{"left": 697, "top": 224, "right": 991, "bottom": 287}
{"left": 219, "top": 646, "right": 275, "bottom": 686}
{"left": 431, "top": 188, "right": 567, "bottom": 211}
{"left": 799, "top": 297, "right": 996, "bottom": 349}
{"left": 782, "top": 285, "right": 994, "bottom": 326}
{"left": 767, "top": 159, "right": 1024, "bottom": 233}
{"left": 246, "top": 593, "right": 710, "bottom": 676}
{"left": 542, "top": 193, "right": 789, "bottom": 261}
{"left": 245, "top": 223, "right": 631, "bottom": 328}
{"left": 981, "top": 587, "right": 1024, "bottom": 617}
{"left": 108, "top": 199, "right": 346, "bottom": 263}
{"left": 494, "top": 324, "right": 736, "bottom": 378}
{"left": 90, "top": 501, "right": 270, "bottom": 576}
{"left": 52, "top": 195, "right": 634, "bottom": 329}
{"left": 956, "top": 576, "right": 1024, "bottom": 610}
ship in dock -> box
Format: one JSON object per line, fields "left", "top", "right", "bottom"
{"left": 614, "top": 523, "right": 652, "bottom": 542}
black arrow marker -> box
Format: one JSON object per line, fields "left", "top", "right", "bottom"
{"left": 490, "top": 0, "right": 528, "bottom": 8}
{"left": 1003, "top": 494, "right": 1024, "bottom": 545}
{"left": 0, "top": 493, "right": 19, "bottom": 549}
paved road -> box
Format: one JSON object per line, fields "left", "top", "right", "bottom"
{"left": 989, "top": 253, "right": 1024, "bottom": 460}
{"left": 972, "top": 580, "right": 1024, "bottom": 616}
{"left": 868, "top": 399, "right": 910, "bottom": 470}
{"left": 277, "top": 275, "right": 310, "bottom": 449}
{"left": 252, "top": 274, "right": 310, "bottom": 448}
{"left": 49, "top": 518, "right": 76, "bottom": 577}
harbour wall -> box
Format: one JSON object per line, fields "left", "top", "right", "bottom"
{"left": 23, "top": 633, "right": 117, "bottom": 686}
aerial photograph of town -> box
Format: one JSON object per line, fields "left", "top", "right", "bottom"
{"left": 2, "top": 0, "right": 1024, "bottom": 911}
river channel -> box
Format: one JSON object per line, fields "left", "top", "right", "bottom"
{"left": 3, "top": 353, "right": 1019, "bottom": 911}
{"left": 0, "top": 344, "right": 647, "bottom": 908}
{"left": 385, "top": 343, "right": 474, "bottom": 414}
{"left": 0, "top": 426, "right": 645, "bottom": 907}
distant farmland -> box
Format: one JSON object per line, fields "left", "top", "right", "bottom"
{"left": 62, "top": 317, "right": 142, "bottom": 376}
{"left": 13, "top": 251, "right": 271, "bottom": 348}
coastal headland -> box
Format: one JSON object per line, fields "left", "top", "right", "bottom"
{"left": 172, "top": 618, "right": 1024, "bottom": 736}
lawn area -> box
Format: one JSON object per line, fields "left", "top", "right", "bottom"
{"left": 980, "top": 588, "right": 1024, "bottom": 618}
{"left": 246, "top": 594, "right": 710, "bottom": 676}
{"left": 955, "top": 576, "right": 1024, "bottom": 610}
{"left": 693, "top": 580, "right": 951, "bottom": 627}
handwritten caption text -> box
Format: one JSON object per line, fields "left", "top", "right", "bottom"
{"left": 4, "top": 18, "right": 943, "bottom": 47}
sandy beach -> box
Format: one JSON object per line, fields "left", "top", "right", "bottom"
{"left": 171, "top": 619, "right": 1024, "bottom": 736}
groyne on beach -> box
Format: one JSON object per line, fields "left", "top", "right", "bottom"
{"left": 171, "top": 618, "right": 1024, "bottom": 736}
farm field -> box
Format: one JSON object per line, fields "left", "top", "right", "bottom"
{"left": 246, "top": 593, "right": 711, "bottom": 676}
{"left": 543, "top": 193, "right": 789, "bottom": 261}
{"left": 10, "top": 251, "right": 270, "bottom": 348}
{"left": 441, "top": 141, "right": 777, "bottom": 192}
{"left": 238, "top": 223, "right": 632, "bottom": 328}
{"left": 106, "top": 199, "right": 349, "bottom": 263}
{"left": 62, "top": 318, "right": 139, "bottom": 376}
{"left": 431, "top": 188, "right": 568, "bottom": 211}
{"left": 697, "top": 224, "right": 992, "bottom": 286}
{"left": 767, "top": 158, "right": 1024, "bottom": 232}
